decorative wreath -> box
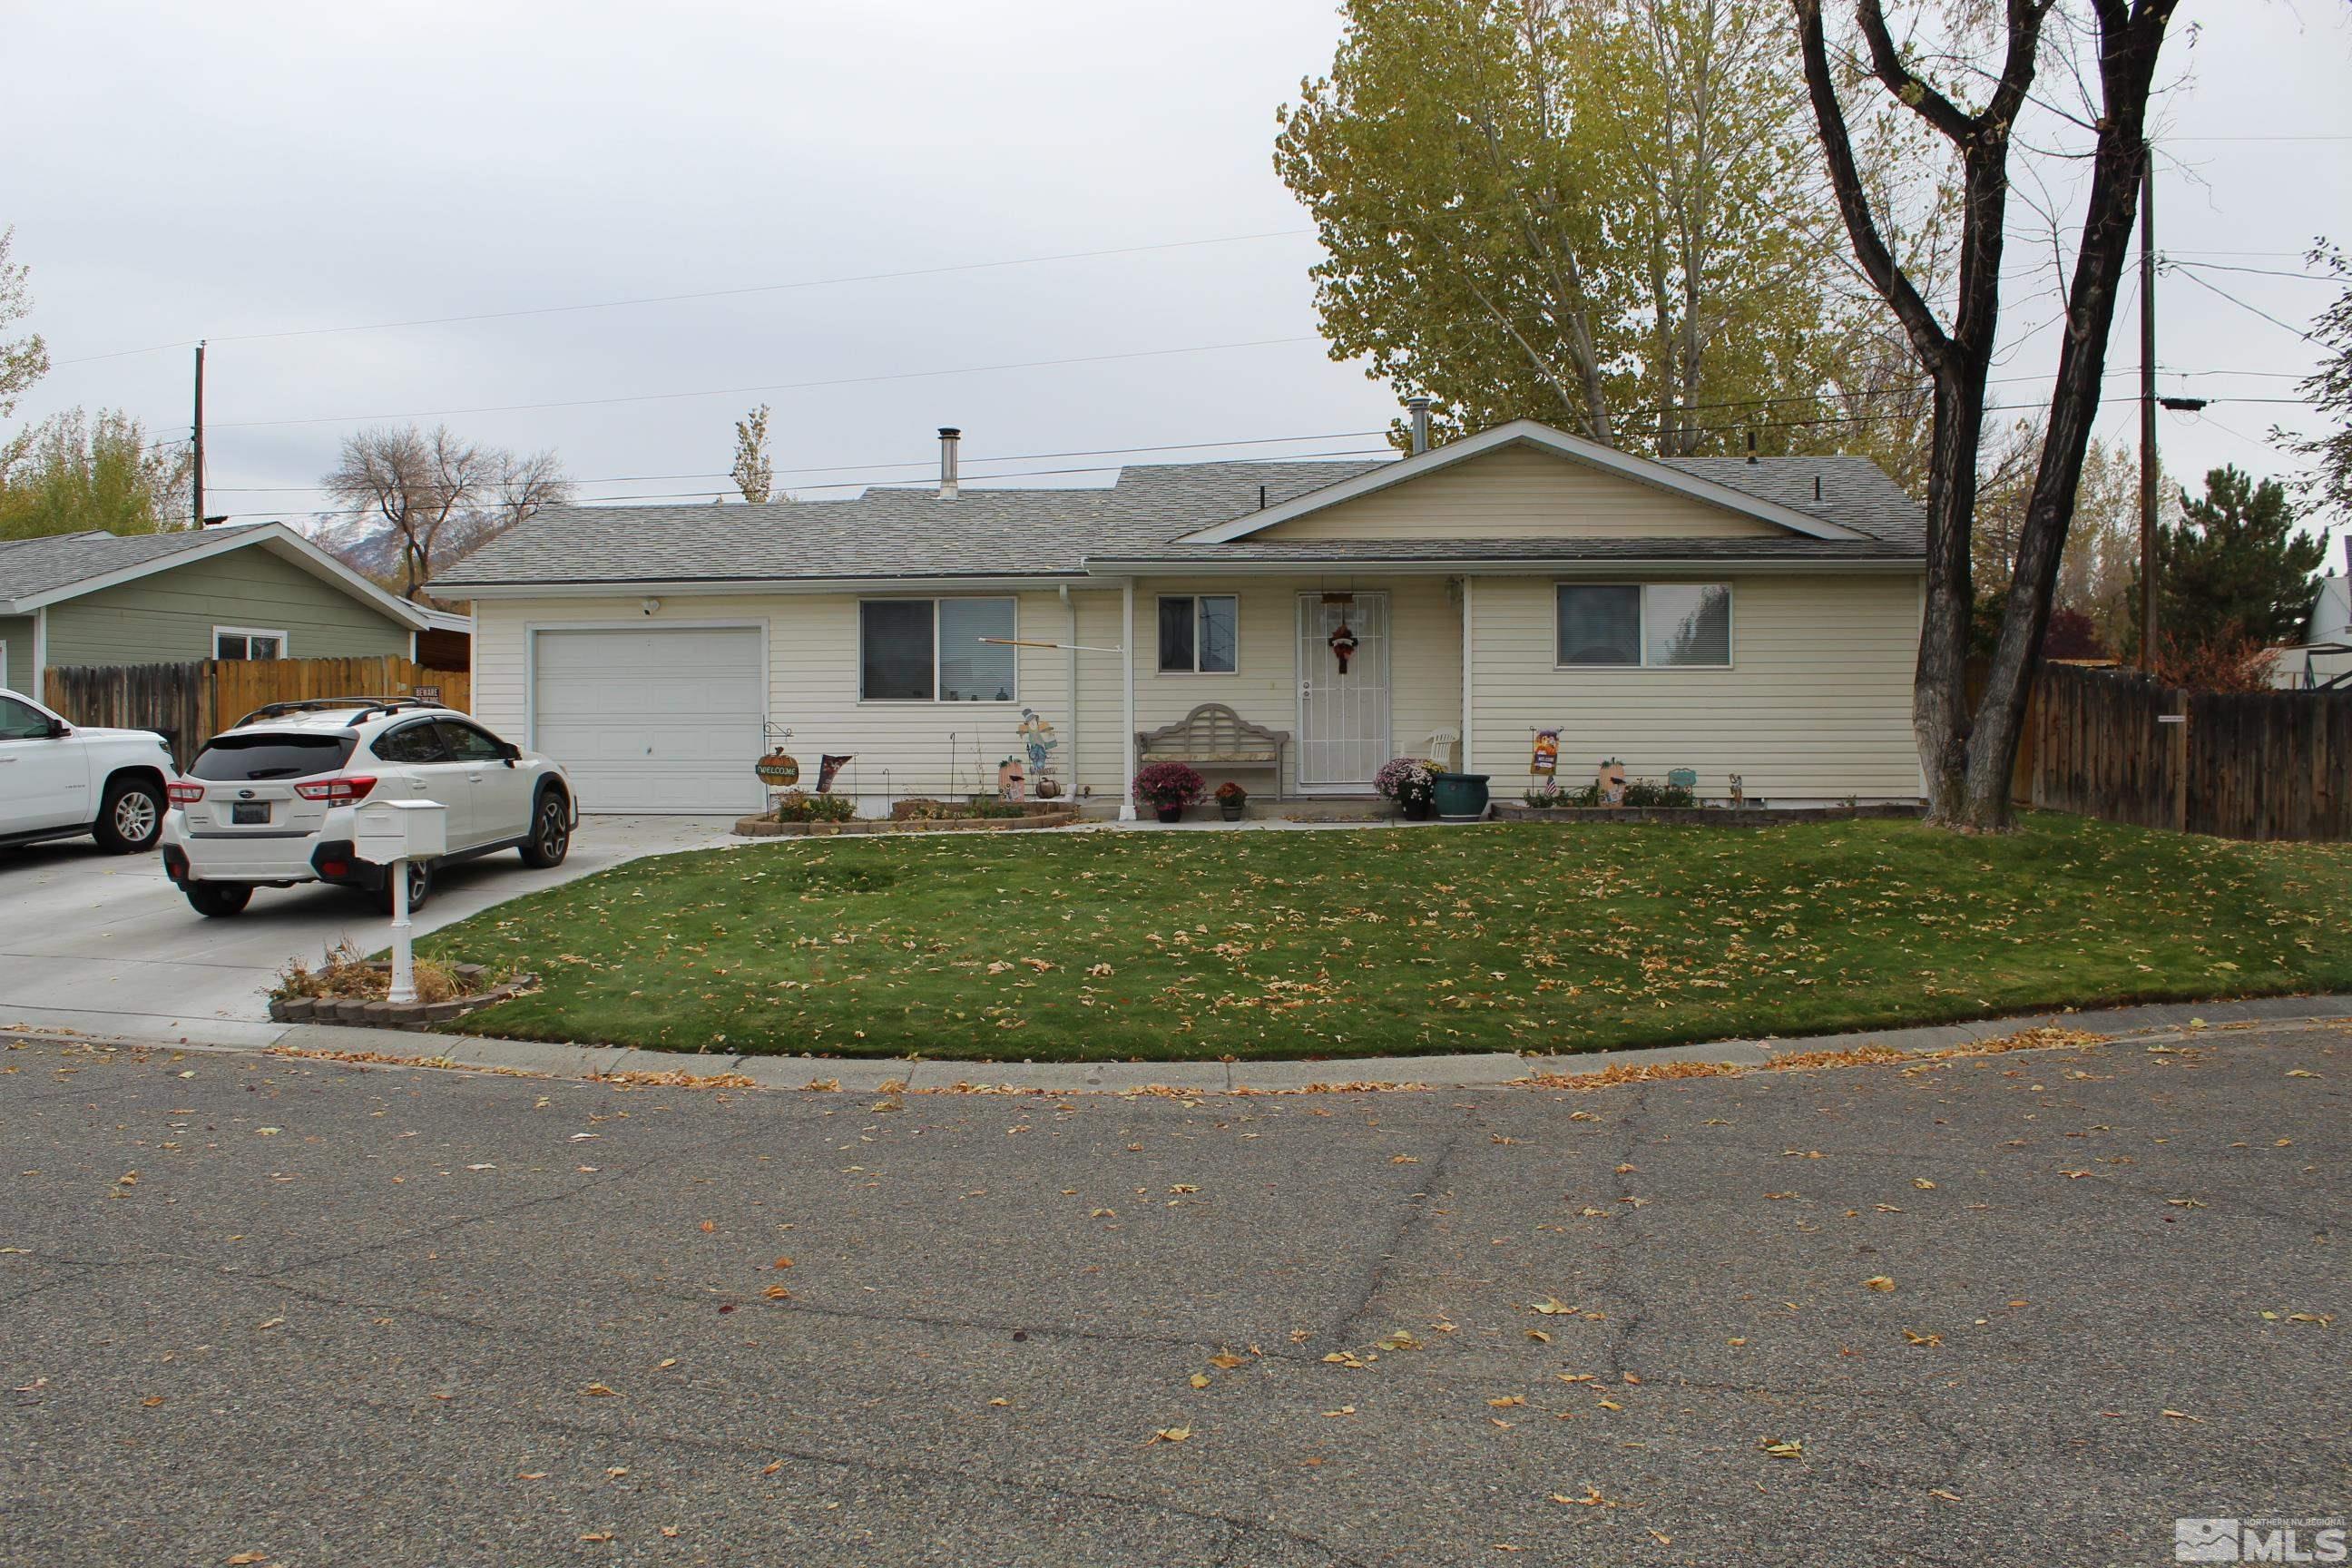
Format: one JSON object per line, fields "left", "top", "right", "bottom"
{"left": 1328, "top": 622, "right": 1359, "bottom": 673}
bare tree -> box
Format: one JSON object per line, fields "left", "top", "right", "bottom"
{"left": 322, "top": 425, "right": 571, "bottom": 599}
{"left": 731, "top": 404, "right": 775, "bottom": 504}
{"left": 1794, "top": 0, "right": 2180, "bottom": 828}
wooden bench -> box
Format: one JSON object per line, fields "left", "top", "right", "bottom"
{"left": 1135, "top": 702, "right": 1289, "bottom": 799}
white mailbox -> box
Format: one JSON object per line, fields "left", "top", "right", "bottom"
{"left": 355, "top": 797, "right": 447, "bottom": 865}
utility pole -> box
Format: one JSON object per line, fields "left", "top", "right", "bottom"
{"left": 191, "top": 340, "right": 207, "bottom": 529}
{"left": 2137, "top": 154, "right": 2159, "bottom": 673}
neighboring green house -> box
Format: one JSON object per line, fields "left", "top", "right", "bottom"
{"left": 0, "top": 524, "right": 429, "bottom": 692}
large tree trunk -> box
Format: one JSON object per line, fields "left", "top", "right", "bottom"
{"left": 1959, "top": 2, "right": 2177, "bottom": 829}
{"left": 1914, "top": 371, "right": 1984, "bottom": 822}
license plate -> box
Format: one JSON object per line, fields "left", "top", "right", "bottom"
{"left": 230, "top": 801, "right": 270, "bottom": 825}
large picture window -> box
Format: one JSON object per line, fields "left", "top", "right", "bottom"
{"left": 1156, "top": 594, "right": 1238, "bottom": 673}
{"left": 860, "top": 597, "right": 1017, "bottom": 701}
{"left": 1555, "top": 584, "right": 1731, "bottom": 668}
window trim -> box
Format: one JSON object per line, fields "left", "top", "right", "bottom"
{"left": 857, "top": 595, "right": 1021, "bottom": 704}
{"left": 1552, "top": 582, "right": 1734, "bottom": 671}
{"left": 212, "top": 624, "right": 289, "bottom": 661}
{"left": 1154, "top": 593, "right": 1240, "bottom": 676}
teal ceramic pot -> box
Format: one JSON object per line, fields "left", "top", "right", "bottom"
{"left": 1432, "top": 772, "right": 1491, "bottom": 821}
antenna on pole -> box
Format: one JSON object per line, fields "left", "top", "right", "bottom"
{"left": 191, "top": 340, "right": 207, "bottom": 528}
{"left": 2137, "top": 149, "right": 2159, "bottom": 672}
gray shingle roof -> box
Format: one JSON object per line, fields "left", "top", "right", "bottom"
{"left": 0, "top": 529, "right": 222, "bottom": 603}
{"left": 431, "top": 451, "right": 1922, "bottom": 590}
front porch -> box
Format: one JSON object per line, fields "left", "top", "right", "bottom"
{"left": 1112, "top": 574, "right": 1464, "bottom": 818}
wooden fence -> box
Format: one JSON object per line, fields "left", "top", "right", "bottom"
{"left": 44, "top": 656, "right": 469, "bottom": 767}
{"left": 2021, "top": 662, "right": 2352, "bottom": 840}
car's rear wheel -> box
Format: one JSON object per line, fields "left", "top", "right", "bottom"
{"left": 377, "top": 857, "right": 433, "bottom": 916}
{"left": 186, "top": 883, "right": 253, "bottom": 918}
{"left": 94, "top": 777, "right": 164, "bottom": 854}
{"left": 519, "top": 789, "right": 572, "bottom": 868}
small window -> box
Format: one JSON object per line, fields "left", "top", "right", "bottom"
{"left": 0, "top": 694, "right": 51, "bottom": 740}
{"left": 436, "top": 720, "right": 506, "bottom": 764}
{"left": 1157, "top": 594, "right": 1239, "bottom": 674}
{"left": 1555, "top": 584, "right": 1731, "bottom": 668}
{"left": 374, "top": 721, "right": 448, "bottom": 766}
{"left": 860, "top": 598, "right": 1017, "bottom": 701}
{"left": 214, "top": 627, "right": 287, "bottom": 661}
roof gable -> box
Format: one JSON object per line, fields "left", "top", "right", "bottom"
{"left": 1175, "top": 421, "right": 1868, "bottom": 545}
{"left": 0, "top": 524, "right": 428, "bottom": 630}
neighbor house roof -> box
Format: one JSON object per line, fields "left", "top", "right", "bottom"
{"left": 432, "top": 431, "right": 1926, "bottom": 593}
{"left": 0, "top": 523, "right": 430, "bottom": 628}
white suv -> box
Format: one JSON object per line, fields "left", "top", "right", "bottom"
{"left": 160, "top": 698, "right": 577, "bottom": 918}
{"left": 0, "top": 687, "right": 178, "bottom": 854}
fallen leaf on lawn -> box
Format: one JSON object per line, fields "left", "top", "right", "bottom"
{"left": 1863, "top": 1276, "right": 1896, "bottom": 1292}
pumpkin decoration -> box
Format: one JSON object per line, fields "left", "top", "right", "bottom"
{"left": 755, "top": 750, "right": 801, "bottom": 788}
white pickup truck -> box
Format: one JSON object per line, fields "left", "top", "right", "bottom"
{"left": 0, "top": 687, "right": 179, "bottom": 853}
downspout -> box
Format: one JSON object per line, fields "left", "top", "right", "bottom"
{"left": 1059, "top": 583, "right": 1080, "bottom": 803}
{"left": 1119, "top": 578, "right": 1137, "bottom": 821}
{"left": 31, "top": 607, "right": 48, "bottom": 703}
{"left": 1459, "top": 577, "right": 1474, "bottom": 777}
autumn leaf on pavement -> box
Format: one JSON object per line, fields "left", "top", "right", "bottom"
{"left": 1863, "top": 1277, "right": 1896, "bottom": 1292}
{"left": 1149, "top": 1426, "right": 1191, "bottom": 1444}
{"left": 1760, "top": 1438, "right": 1804, "bottom": 1458}
{"left": 581, "top": 1383, "right": 620, "bottom": 1397}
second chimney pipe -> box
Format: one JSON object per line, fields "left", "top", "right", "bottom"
{"left": 938, "top": 427, "right": 961, "bottom": 499}
{"left": 1406, "top": 396, "right": 1432, "bottom": 456}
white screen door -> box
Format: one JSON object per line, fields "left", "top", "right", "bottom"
{"left": 1297, "top": 592, "right": 1390, "bottom": 788}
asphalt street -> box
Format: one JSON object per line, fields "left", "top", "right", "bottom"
{"left": 0, "top": 1021, "right": 2343, "bottom": 1567}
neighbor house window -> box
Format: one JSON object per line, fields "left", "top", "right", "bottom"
{"left": 859, "top": 597, "right": 1017, "bottom": 701}
{"left": 1156, "top": 594, "right": 1238, "bottom": 673}
{"left": 1554, "top": 584, "right": 1730, "bottom": 668}
{"left": 213, "top": 627, "right": 287, "bottom": 661}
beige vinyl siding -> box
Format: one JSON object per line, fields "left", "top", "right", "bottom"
{"left": 1260, "top": 445, "right": 1782, "bottom": 541}
{"left": 0, "top": 613, "right": 32, "bottom": 691}
{"left": 1468, "top": 573, "right": 1923, "bottom": 802}
{"left": 473, "top": 591, "right": 1113, "bottom": 805}
{"left": 1130, "top": 576, "right": 1461, "bottom": 793}
{"left": 42, "top": 546, "right": 412, "bottom": 668}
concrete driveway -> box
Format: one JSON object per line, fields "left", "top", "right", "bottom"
{"left": 0, "top": 816, "right": 739, "bottom": 1043}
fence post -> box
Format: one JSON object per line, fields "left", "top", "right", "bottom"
{"left": 2171, "top": 688, "right": 2190, "bottom": 835}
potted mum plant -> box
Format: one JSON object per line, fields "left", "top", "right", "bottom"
{"left": 1214, "top": 779, "right": 1248, "bottom": 821}
{"left": 1132, "top": 761, "right": 1205, "bottom": 823}
{"left": 1375, "top": 757, "right": 1439, "bottom": 821}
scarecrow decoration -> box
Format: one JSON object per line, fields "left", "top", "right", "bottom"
{"left": 816, "top": 754, "right": 853, "bottom": 793}
{"left": 1016, "top": 707, "right": 1060, "bottom": 798}
{"left": 1530, "top": 729, "right": 1559, "bottom": 776}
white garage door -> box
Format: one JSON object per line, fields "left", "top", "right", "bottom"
{"left": 533, "top": 626, "right": 766, "bottom": 814}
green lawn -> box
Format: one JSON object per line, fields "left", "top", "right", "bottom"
{"left": 421, "top": 816, "right": 2352, "bottom": 1062}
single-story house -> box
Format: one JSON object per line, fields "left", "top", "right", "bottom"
{"left": 2269, "top": 539, "right": 2351, "bottom": 691}
{"left": 0, "top": 523, "right": 435, "bottom": 691}
{"left": 430, "top": 417, "right": 1929, "bottom": 818}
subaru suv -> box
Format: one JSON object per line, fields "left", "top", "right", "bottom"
{"left": 160, "top": 698, "right": 577, "bottom": 918}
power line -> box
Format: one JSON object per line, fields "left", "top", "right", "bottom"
{"left": 2169, "top": 267, "right": 2321, "bottom": 344}
{"left": 47, "top": 228, "right": 1318, "bottom": 367}
{"left": 208, "top": 335, "right": 1324, "bottom": 430}
{"left": 2165, "top": 258, "right": 2338, "bottom": 284}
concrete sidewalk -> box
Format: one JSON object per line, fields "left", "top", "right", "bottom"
{"left": 10, "top": 989, "right": 2347, "bottom": 1093}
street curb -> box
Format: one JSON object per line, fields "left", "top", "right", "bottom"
{"left": 7, "top": 992, "right": 2348, "bottom": 1093}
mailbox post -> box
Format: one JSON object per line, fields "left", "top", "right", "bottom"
{"left": 354, "top": 799, "right": 448, "bottom": 1004}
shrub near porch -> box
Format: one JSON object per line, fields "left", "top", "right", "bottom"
{"left": 425, "top": 816, "right": 2352, "bottom": 1062}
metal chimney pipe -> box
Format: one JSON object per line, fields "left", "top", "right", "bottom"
{"left": 938, "top": 426, "right": 961, "bottom": 499}
{"left": 1406, "top": 397, "right": 1432, "bottom": 456}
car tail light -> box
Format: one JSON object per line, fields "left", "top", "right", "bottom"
{"left": 293, "top": 775, "right": 378, "bottom": 804}
{"left": 318, "top": 860, "right": 349, "bottom": 878}
{"left": 166, "top": 781, "right": 205, "bottom": 806}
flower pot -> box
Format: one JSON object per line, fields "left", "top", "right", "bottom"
{"left": 1219, "top": 800, "right": 1245, "bottom": 821}
{"left": 1432, "top": 771, "right": 1491, "bottom": 821}
{"left": 1154, "top": 803, "right": 1185, "bottom": 824}
{"left": 1398, "top": 797, "right": 1434, "bottom": 821}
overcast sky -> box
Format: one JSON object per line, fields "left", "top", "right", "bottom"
{"left": 5, "top": 2, "right": 2348, "bottom": 556}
